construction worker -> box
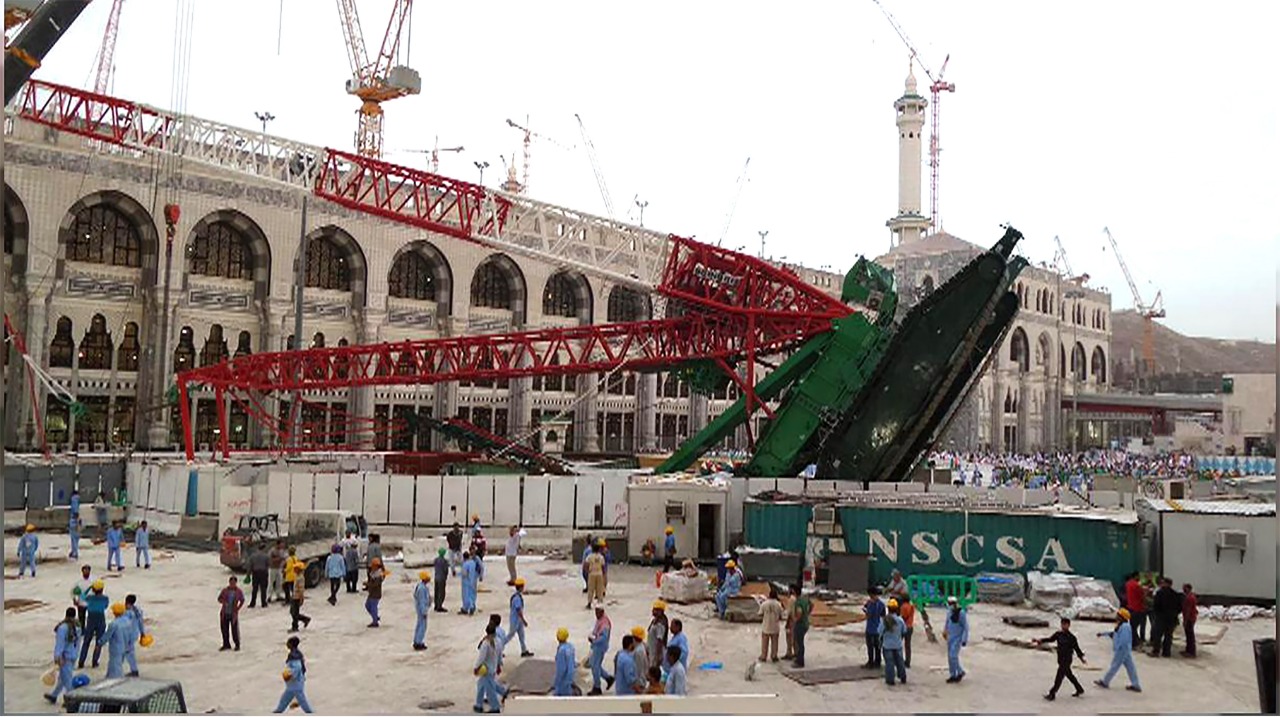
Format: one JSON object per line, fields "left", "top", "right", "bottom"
{"left": 93, "top": 494, "right": 108, "bottom": 537}
{"left": 759, "top": 586, "right": 784, "bottom": 662}
{"left": 899, "top": 594, "right": 916, "bottom": 668}
{"left": 614, "top": 635, "right": 642, "bottom": 695}
{"left": 553, "top": 628, "right": 576, "bottom": 696}
{"left": 433, "top": 548, "right": 450, "bottom": 612}
{"left": 715, "top": 559, "right": 742, "bottom": 619}
{"left": 470, "top": 514, "right": 483, "bottom": 539}
{"left": 122, "top": 594, "right": 142, "bottom": 676}
{"left": 663, "top": 526, "right": 677, "bottom": 573}
{"left": 488, "top": 613, "right": 509, "bottom": 670}
{"left": 273, "top": 636, "right": 313, "bottom": 714}
{"left": 71, "top": 565, "right": 93, "bottom": 628}
{"left": 667, "top": 619, "right": 690, "bottom": 671}
{"left": 219, "top": 575, "right": 246, "bottom": 651}
{"left": 413, "top": 571, "right": 431, "bottom": 650}
{"left": 471, "top": 528, "right": 488, "bottom": 562}
{"left": 102, "top": 602, "right": 131, "bottom": 678}
{"left": 78, "top": 580, "right": 109, "bottom": 668}
{"left": 879, "top": 599, "right": 908, "bottom": 686}
{"left": 1035, "top": 616, "right": 1086, "bottom": 700}
{"left": 135, "top": 520, "right": 151, "bottom": 569}
{"left": 288, "top": 574, "right": 311, "bottom": 633}
{"left": 862, "top": 586, "right": 886, "bottom": 668}
{"left": 580, "top": 534, "right": 594, "bottom": 593}
{"left": 460, "top": 550, "right": 479, "bottom": 615}
{"left": 324, "top": 545, "right": 345, "bottom": 605}
{"left": 504, "top": 578, "right": 533, "bottom": 657}
{"left": 17, "top": 524, "right": 39, "bottom": 577}
{"left": 474, "top": 623, "right": 503, "bottom": 713}
{"left": 600, "top": 539, "right": 612, "bottom": 593}
{"left": 583, "top": 542, "right": 606, "bottom": 609}
{"left": 631, "top": 626, "right": 649, "bottom": 677}
{"left": 588, "top": 604, "right": 615, "bottom": 695}
{"left": 647, "top": 601, "right": 669, "bottom": 671}
{"left": 364, "top": 557, "right": 386, "bottom": 628}
{"left": 505, "top": 525, "right": 522, "bottom": 585}
{"left": 342, "top": 534, "right": 360, "bottom": 593}
{"left": 268, "top": 540, "right": 287, "bottom": 604}
{"left": 447, "top": 522, "right": 465, "bottom": 576}
{"left": 790, "top": 585, "right": 811, "bottom": 669}
{"left": 1095, "top": 608, "right": 1142, "bottom": 693}
{"left": 943, "top": 595, "right": 969, "bottom": 683}
{"left": 664, "top": 645, "right": 688, "bottom": 696}
{"left": 44, "top": 608, "right": 81, "bottom": 704}
{"left": 105, "top": 520, "right": 124, "bottom": 572}
{"left": 282, "top": 547, "right": 305, "bottom": 609}
{"left": 1181, "top": 583, "right": 1198, "bottom": 658}
{"left": 68, "top": 490, "right": 81, "bottom": 560}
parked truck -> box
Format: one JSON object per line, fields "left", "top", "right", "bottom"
{"left": 220, "top": 510, "right": 368, "bottom": 588}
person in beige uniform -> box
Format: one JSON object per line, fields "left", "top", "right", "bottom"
{"left": 584, "top": 544, "right": 606, "bottom": 609}
{"left": 759, "top": 586, "right": 784, "bottom": 662}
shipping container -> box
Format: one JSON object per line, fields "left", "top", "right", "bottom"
{"left": 837, "top": 504, "right": 1140, "bottom": 588}
{"left": 743, "top": 500, "right": 813, "bottom": 554}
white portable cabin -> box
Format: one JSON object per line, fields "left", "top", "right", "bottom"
{"left": 1136, "top": 498, "right": 1277, "bottom": 602}
{"left": 627, "top": 479, "right": 729, "bottom": 562}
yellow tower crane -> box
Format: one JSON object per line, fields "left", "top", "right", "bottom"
{"left": 335, "top": 0, "right": 420, "bottom": 158}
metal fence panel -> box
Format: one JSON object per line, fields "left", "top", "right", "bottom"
{"left": 3, "top": 464, "right": 27, "bottom": 510}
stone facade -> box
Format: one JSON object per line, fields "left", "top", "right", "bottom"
{"left": 1, "top": 115, "right": 844, "bottom": 456}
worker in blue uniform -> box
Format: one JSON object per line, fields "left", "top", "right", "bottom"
{"left": 78, "top": 580, "right": 109, "bottom": 668}
{"left": 1095, "top": 608, "right": 1143, "bottom": 692}
{"left": 18, "top": 524, "right": 39, "bottom": 577}
{"left": 460, "top": 551, "right": 479, "bottom": 615}
{"left": 943, "top": 596, "right": 968, "bottom": 683}
{"left": 101, "top": 603, "right": 131, "bottom": 678}
{"left": 45, "top": 608, "right": 81, "bottom": 704}
{"left": 715, "top": 559, "right": 742, "bottom": 619}
{"left": 135, "top": 520, "right": 151, "bottom": 569}
{"left": 105, "top": 520, "right": 124, "bottom": 572}
{"left": 474, "top": 623, "right": 503, "bottom": 713}
{"left": 504, "top": 578, "right": 533, "bottom": 657}
{"left": 588, "top": 604, "right": 615, "bottom": 695}
{"left": 666, "top": 619, "right": 690, "bottom": 672}
{"left": 553, "top": 627, "right": 576, "bottom": 696}
{"left": 412, "top": 571, "right": 431, "bottom": 650}
{"left": 614, "top": 635, "right": 641, "bottom": 695}
{"left": 273, "top": 637, "right": 313, "bottom": 714}
{"left": 662, "top": 526, "right": 677, "bottom": 573}
{"left": 122, "top": 594, "right": 142, "bottom": 676}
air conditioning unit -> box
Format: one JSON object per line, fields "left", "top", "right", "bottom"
{"left": 1216, "top": 529, "right": 1249, "bottom": 563}
{"left": 812, "top": 504, "right": 839, "bottom": 535}
{"left": 1162, "top": 480, "right": 1187, "bottom": 500}
{"left": 664, "top": 501, "right": 685, "bottom": 523}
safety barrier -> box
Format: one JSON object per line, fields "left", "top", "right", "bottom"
{"left": 906, "top": 574, "right": 979, "bottom": 607}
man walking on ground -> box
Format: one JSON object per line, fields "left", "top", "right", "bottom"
{"left": 791, "top": 584, "right": 811, "bottom": 668}
{"left": 662, "top": 526, "right": 676, "bottom": 573}
{"left": 1181, "top": 583, "right": 1198, "bottom": 657}
{"left": 759, "top": 587, "right": 783, "bottom": 662}
{"left": 1149, "top": 577, "right": 1181, "bottom": 658}
{"left": 122, "top": 594, "right": 143, "bottom": 676}
{"left": 432, "top": 548, "right": 450, "bottom": 612}
{"left": 45, "top": 608, "right": 80, "bottom": 704}
{"left": 72, "top": 565, "right": 93, "bottom": 628}
{"left": 342, "top": 535, "right": 360, "bottom": 593}
{"left": 1095, "top": 609, "right": 1142, "bottom": 693}
{"left": 647, "top": 601, "right": 669, "bottom": 671}
{"left": 282, "top": 547, "right": 305, "bottom": 610}
{"left": 412, "top": 571, "right": 431, "bottom": 651}
{"left": 218, "top": 575, "right": 245, "bottom": 651}
{"left": 614, "top": 635, "right": 642, "bottom": 695}
{"left": 1035, "top": 617, "right": 1086, "bottom": 700}
{"left": 505, "top": 578, "right": 533, "bottom": 657}
{"left": 248, "top": 545, "right": 270, "bottom": 608}
{"left": 17, "top": 524, "right": 39, "bottom": 577}
{"left": 268, "top": 540, "right": 287, "bottom": 604}
{"left": 325, "top": 546, "right": 345, "bottom": 605}
{"left": 553, "top": 628, "right": 576, "bottom": 696}
{"left": 900, "top": 595, "right": 916, "bottom": 668}
{"left": 446, "top": 523, "right": 464, "bottom": 577}
{"left": 584, "top": 543, "right": 606, "bottom": 609}
{"left": 880, "top": 599, "right": 908, "bottom": 686}
{"left": 289, "top": 576, "right": 311, "bottom": 632}
{"left": 68, "top": 490, "right": 81, "bottom": 560}
{"left": 78, "top": 580, "right": 110, "bottom": 669}
{"left": 105, "top": 520, "right": 125, "bottom": 572}
{"left": 862, "top": 586, "right": 886, "bottom": 668}
{"left": 1123, "top": 573, "right": 1148, "bottom": 646}
{"left": 460, "top": 550, "right": 479, "bottom": 615}
{"left": 505, "top": 526, "right": 522, "bottom": 585}
{"left": 588, "top": 604, "right": 615, "bottom": 695}
{"left": 664, "top": 645, "right": 688, "bottom": 696}
{"left": 135, "top": 520, "right": 151, "bottom": 569}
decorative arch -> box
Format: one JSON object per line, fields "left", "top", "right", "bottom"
{"left": 470, "top": 253, "right": 527, "bottom": 323}
{"left": 77, "top": 314, "right": 114, "bottom": 370}
{"left": 4, "top": 183, "right": 30, "bottom": 278}
{"left": 49, "top": 317, "right": 74, "bottom": 368}
{"left": 1059, "top": 342, "right": 1066, "bottom": 379}
{"left": 184, "top": 209, "right": 272, "bottom": 301}
{"left": 57, "top": 190, "right": 160, "bottom": 286}
{"left": 1008, "top": 327, "right": 1029, "bottom": 372}
{"left": 1071, "top": 341, "right": 1087, "bottom": 381}
{"left": 303, "top": 225, "right": 368, "bottom": 307}
{"left": 388, "top": 240, "right": 453, "bottom": 315}
{"left": 1091, "top": 346, "right": 1107, "bottom": 384}
{"left": 606, "top": 286, "right": 651, "bottom": 323}
{"left": 1037, "top": 331, "right": 1054, "bottom": 376}
{"left": 542, "top": 270, "right": 593, "bottom": 323}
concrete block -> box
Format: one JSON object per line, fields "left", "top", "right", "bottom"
{"left": 289, "top": 473, "right": 315, "bottom": 514}
{"left": 727, "top": 479, "right": 747, "bottom": 533}
{"left": 775, "top": 478, "right": 804, "bottom": 495}
{"left": 493, "top": 477, "right": 521, "bottom": 527}
{"left": 466, "top": 475, "right": 495, "bottom": 527}
{"left": 441, "top": 476, "right": 468, "bottom": 526}
{"left": 363, "top": 472, "right": 391, "bottom": 524}
{"left": 196, "top": 465, "right": 220, "bottom": 514}
{"left": 521, "top": 476, "right": 550, "bottom": 527}
{"left": 338, "top": 473, "right": 365, "bottom": 515}
{"left": 546, "top": 476, "right": 574, "bottom": 527}
{"left": 313, "top": 473, "right": 340, "bottom": 511}
{"left": 747, "top": 478, "right": 776, "bottom": 497}
{"left": 602, "top": 474, "right": 628, "bottom": 530}
{"left": 574, "top": 473, "right": 603, "bottom": 528}
{"left": 388, "top": 474, "right": 415, "bottom": 524}
{"left": 414, "top": 475, "right": 442, "bottom": 526}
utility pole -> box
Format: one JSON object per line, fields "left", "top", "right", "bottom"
{"left": 473, "top": 160, "right": 490, "bottom": 186}
{"left": 1065, "top": 288, "right": 1085, "bottom": 453}
{"left": 254, "top": 111, "right": 275, "bottom": 135}
{"left": 634, "top": 198, "right": 648, "bottom": 227}
{"left": 758, "top": 230, "right": 769, "bottom": 259}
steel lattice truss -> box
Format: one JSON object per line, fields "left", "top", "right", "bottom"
{"left": 8, "top": 79, "right": 854, "bottom": 459}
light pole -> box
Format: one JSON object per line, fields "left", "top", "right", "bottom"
{"left": 635, "top": 198, "right": 649, "bottom": 227}
{"left": 758, "top": 230, "right": 769, "bottom": 259}
{"left": 1065, "top": 288, "right": 1085, "bottom": 453}
{"left": 254, "top": 111, "right": 275, "bottom": 135}
{"left": 473, "top": 160, "right": 490, "bottom": 186}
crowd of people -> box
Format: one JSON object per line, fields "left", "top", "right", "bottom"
{"left": 924, "top": 448, "right": 1257, "bottom": 490}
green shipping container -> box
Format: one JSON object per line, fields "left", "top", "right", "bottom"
{"left": 837, "top": 505, "right": 1140, "bottom": 589}
{"left": 743, "top": 500, "right": 812, "bottom": 554}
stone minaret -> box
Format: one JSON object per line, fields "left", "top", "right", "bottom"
{"left": 886, "top": 62, "right": 931, "bottom": 246}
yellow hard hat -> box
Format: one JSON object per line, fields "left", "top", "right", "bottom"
{"left": 652, "top": 600, "right": 667, "bottom": 611}
{"left": 556, "top": 628, "right": 569, "bottom": 642}
{"left": 282, "top": 669, "right": 293, "bottom": 682}
{"left": 139, "top": 634, "right": 155, "bottom": 648}
{"left": 596, "top": 538, "right": 606, "bottom": 547}
{"left": 631, "top": 626, "right": 646, "bottom": 640}
{"left": 664, "top": 526, "right": 674, "bottom": 535}
{"left": 1117, "top": 608, "right": 1131, "bottom": 621}
{"left": 92, "top": 580, "right": 105, "bottom": 591}
{"left": 111, "top": 602, "right": 126, "bottom": 616}
{"left": 419, "top": 571, "right": 431, "bottom": 581}
{"left": 514, "top": 578, "right": 526, "bottom": 587}
{"left": 25, "top": 524, "right": 36, "bottom": 532}
{"left": 477, "top": 664, "right": 488, "bottom": 677}
{"left": 725, "top": 560, "right": 736, "bottom": 569}
{"left": 887, "top": 599, "right": 899, "bottom": 610}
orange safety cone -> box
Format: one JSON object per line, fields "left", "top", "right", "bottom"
{"left": 655, "top": 570, "right": 662, "bottom": 588}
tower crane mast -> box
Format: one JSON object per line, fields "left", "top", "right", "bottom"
{"left": 574, "top": 113, "right": 614, "bottom": 219}
{"left": 92, "top": 0, "right": 124, "bottom": 95}
{"left": 872, "top": 0, "right": 955, "bottom": 230}
{"left": 335, "top": 0, "right": 420, "bottom": 158}
{"left": 1103, "top": 226, "right": 1165, "bottom": 385}
{"left": 506, "top": 116, "right": 573, "bottom": 194}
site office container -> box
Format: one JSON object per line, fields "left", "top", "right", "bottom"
{"left": 836, "top": 504, "right": 1141, "bottom": 589}
{"left": 627, "top": 482, "right": 729, "bottom": 561}
{"left": 742, "top": 500, "right": 813, "bottom": 554}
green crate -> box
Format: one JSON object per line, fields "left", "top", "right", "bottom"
{"left": 907, "top": 574, "right": 978, "bottom": 607}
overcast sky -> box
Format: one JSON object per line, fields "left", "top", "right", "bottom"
{"left": 26, "top": 0, "right": 1278, "bottom": 341}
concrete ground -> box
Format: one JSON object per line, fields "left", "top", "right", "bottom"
{"left": 4, "top": 532, "right": 1273, "bottom": 714}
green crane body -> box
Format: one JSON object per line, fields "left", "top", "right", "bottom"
{"left": 656, "top": 227, "right": 1028, "bottom": 481}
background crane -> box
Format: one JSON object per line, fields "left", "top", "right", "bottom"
{"left": 335, "top": 0, "right": 420, "bottom": 158}
{"left": 872, "top": 0, "right": 955, "bottom": 230}
{"left": 396, "top": 136, "right": 464, "bottom": 173}
{"left": 506, "top": 116, "right": 574, "bottom": 195}
{"left": 574, "top": 113, "right": 614, "bottom": 219}
{"left": 1103, "top": 226, "right": 1166, "bottom": 390}
{"left": 91, "top": 0, "right": 124, "bottom": 94}
{"left": 1053, "top": 235, "right": 1090, "bottom": 285}
{"left": 717, "top": 157, "right": 751, "bottom": 247}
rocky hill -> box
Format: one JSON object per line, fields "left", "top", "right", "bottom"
{"left": 1111, "top": 309, "right": 1276, "bottom": 377}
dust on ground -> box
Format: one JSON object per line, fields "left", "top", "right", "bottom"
{"left": 3, "top": 533, "right": 1271, "bottom": 714}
